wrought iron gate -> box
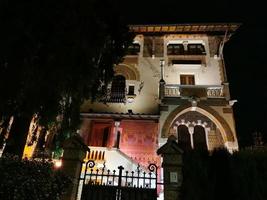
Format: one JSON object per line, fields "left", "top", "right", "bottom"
{"left": 80, "top": 160, "right": 158, "bottom": 200}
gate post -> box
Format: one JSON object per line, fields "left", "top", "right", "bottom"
{"left": 157, "top": 135, "right": 183, "bottom": 200}
{"left": 61, "top": 134, "right": 89, "bottom": 200}
{"left": 118, "top": 166, "right": 124, "bottom": 187}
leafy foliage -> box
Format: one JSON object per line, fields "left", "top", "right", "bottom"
{"left": 0, "top": 0, "right": 134, "bottom": 156}
{"left": 0, "top": 156, "right": 71, "bottom": 200}
{"left": 181, "top": 148, "right": 267, "bottom": 200}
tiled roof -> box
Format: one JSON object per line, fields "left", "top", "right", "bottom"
{"left": 129, "top": 23, "right": 241, "bottom": 34}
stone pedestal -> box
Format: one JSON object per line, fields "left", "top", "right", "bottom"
{"left": 61, "top": 134, "right": 89, "bottom": 200}
{"left": 157, "top": 135, "right": 183, "bottom": 200}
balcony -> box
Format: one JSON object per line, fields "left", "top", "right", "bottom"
{"left": 164, "top": 84, "right": 224, "bottom": 99}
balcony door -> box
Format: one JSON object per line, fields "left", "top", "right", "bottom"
{"left": 180, "top": 74, "right": 195, "bottom": 85}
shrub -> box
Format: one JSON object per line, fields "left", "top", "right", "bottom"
{"left": 181, "top": 148, "right": 267, "bottom": 200}
{"left": 0, "top": 156, "right": 71, "bottom": 200}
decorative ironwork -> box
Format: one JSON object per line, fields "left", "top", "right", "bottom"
{"left": 80, "top": 160, "right": 158, "bottom": 200}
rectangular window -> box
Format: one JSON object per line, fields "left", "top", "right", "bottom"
{"left": 180, "top": 75, "right": 195, "bottom": 85}
{"left": 128, "top": 85, "right": 135, "bottom": 95}
{"left": 167, "top": 44, "right": 184, "bottom": 55}
{"left": 187, "top": 44, "right": 206, "bottom": 55}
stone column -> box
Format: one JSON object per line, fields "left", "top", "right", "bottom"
{"left": 157, "top": 135, "right": 183, "bottom": 200}
{"left": 159, "top": 59, "right": 166, "bottom": 100}
{"left": 223, "top": 82, "right": 230, "bottom": 101}
{"left": 188, "top": 124, "right": 195, "bottom": 149}
{"left": 159, "top": 79, "right": 166, "bottom": 100}
{"left": 61, "top": 134, "right": 89, "bottom": 200}
{"left": 113, "top": 121, "right": 121, "bottom": 148}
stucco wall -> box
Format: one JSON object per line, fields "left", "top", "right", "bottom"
{"left": 81, "top": 33, "right": 225, "bottom": 114}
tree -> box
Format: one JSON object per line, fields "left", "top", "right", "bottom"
{"left": 0, "top": 0, "right": 134, "bottom": 157}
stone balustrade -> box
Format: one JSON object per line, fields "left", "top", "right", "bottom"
{"left": 164, "top": 84, "right": 224, "bottom": 98}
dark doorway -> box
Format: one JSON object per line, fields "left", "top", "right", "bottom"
{"left": 193, "top": 125, "right": 207, "bottom": 150}
{"left": 102, "top": 127, "right": 110, "bottom": 147}
{"left": 177, "top": 125, "right": 191, "bottom": 152}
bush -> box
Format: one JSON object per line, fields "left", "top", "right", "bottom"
{"left": 181, "top": 148, "right": 267, "bottom": 200}
{"left": 0, "top": 156, "right": 71, "bottom": 200}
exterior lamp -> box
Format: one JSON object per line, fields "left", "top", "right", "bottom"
{"left": 127, "top": 96, "right": 134, "bottom": 103}
{"left": 54, "top": 159, "right": 62, "bottom": 168}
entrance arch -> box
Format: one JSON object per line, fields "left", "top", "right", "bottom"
{"left": 161, "top": 103, "right": 235, "bottom": 144}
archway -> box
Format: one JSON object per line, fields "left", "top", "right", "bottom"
{"left": 114, "top": 64, "right": 140, "bottom": 81}
{"left": 161, "top": 103, "right": 235, "bottom": 145}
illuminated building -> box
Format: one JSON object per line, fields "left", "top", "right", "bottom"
{"left": 79, "top": 23, "right": 240, "bottom": 172}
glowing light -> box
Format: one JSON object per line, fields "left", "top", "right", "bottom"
{"left": 127, "top": 97, "right": 134, "bottom": 103}
{"left": 54, "top": 160, "right": 62, "bottom": 168}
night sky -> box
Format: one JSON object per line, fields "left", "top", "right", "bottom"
{"left": 117, "top": 0, "right": 267, "bottom": 146}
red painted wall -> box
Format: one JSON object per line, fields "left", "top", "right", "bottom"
{"left": 120, "top": 120, "right": 160, "bottom": 167}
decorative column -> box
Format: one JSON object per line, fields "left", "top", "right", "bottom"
{"left": 61, "top": 134, "right": 89, "bottom": 200}
{"left": 159, "top": 59, "right": 166, "bottom": 100}
{"left": 113, "top": 120, "right": 121, "bottom": 149}
{"left": 157, "top": 135, "right": 183, "bottom": 200}
{"left": 188, "top": 124, "right": 195, "bottom": 149}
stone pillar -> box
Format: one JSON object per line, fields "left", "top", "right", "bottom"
{"left": 113, "top": 121, "right": 121, "bottom": 148}
{"left": 157, "top": 135, "right": 183, "bottom": 200}
{"left": 223, "top": 82, "right": 230, "bottom": 101}
{"left": 188, "top": 124, "right": 195, "bottom": 149}
{"left": 159, "top": 79, "right": 166, "bottom": 100}
{"left": 159, "top": 59, "right": 166, "bottom": 100}
{"left": 61, "top": 134, "right": 89, "bottom": 200}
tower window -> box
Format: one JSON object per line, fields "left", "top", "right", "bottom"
{"left": 187, "top": 44, "right": 206, "bottom": 55}
{"left": 167, "top": 43, "right": 206, "bottom": 55}
{"left": 167, "top": 44, "right": 184, "bottom": 55}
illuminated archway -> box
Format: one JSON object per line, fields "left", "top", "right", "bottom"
{"left": 114, "top": 64, "right": 140, "bottom": 81}
{"left": 161, "top": 103, "right": 235, "bottom": 143}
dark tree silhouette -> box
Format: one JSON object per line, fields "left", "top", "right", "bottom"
{"left": 0, "top": 0, "right": 134, "bottom": 157}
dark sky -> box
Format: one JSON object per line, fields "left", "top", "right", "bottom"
{"left": 117, "top": 0, "right": 267, "bottom": 146}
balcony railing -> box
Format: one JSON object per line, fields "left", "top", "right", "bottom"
{"left": 164, "top": 84, "right": 224, "bottom": 98}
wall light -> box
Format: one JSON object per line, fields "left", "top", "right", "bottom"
{"left": 54, "top": 159, "right": 62, "bottom": 168}
{"left": 127, "top": 97, "right": 134, "bottom": 103}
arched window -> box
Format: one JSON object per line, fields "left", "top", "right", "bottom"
{"left": 177, "top": 125, "right": 192, "bottom": 152}
{"left": 193, "top": 125, "right": 207, "bottom": 150}
{"left": 108, "top": 75, "right": 126, "bottom": 103}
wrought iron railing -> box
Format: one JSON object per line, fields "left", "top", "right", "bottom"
{"left": 81, "top": 160, "right": 158, "bottom": 189}
{"left": 164, "top": 84, "right": 224, "bottom": 98}
{"left": 101, "top": 84, "right": 127, "bottom": 103}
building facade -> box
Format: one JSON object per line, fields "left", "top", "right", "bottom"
{"left": 79, "top": 23, "right": 240, "bottom": 172}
